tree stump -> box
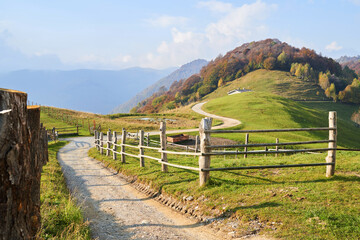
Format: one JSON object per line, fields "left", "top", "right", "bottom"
{"left": 0, "top": 88, "right": 48, "bottom": 239}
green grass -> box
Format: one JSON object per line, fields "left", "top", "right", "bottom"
{"left": 40, "top": 106, "right": 206, "bottom": 134}
{"left": 205, "top": 69, "right": 327, "bottom": 101}
{"left": 89, "top": 144, "right": 360, "bottom": 239}
{"left": 203, "top": 92, "right": 360, "bottom": 149}
{"left": 38, "top": 141, "right": 91, "bottom": 239}
{"left": 40, "top": 112, "right": 91, "bottom": 136}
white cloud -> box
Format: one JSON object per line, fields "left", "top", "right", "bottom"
{"left": 140, "top": 0, "right": 277, "bottom": 68}
{"left": 325, "top": 41, "right": 343, "bottom": 51}
{"left": 349, "top": 0, "right": 360, "bottom": 6}
{"left": 198, "top": 0, "right": 233, "bottom": 13}
{"left": 146, "top": 15, "right": 189, "bottom": 28}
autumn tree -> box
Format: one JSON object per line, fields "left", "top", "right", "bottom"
{"left": 264, "top": 57, "right": 276, "bottom": 70}
{"left": 319, "top": 72, "right": 330, "bottom": 90}
{"left": 325, "top": 83, "right": 337, "bottom": 101}
{"left": 218, "top": 78, "right": 224, "bottom": 87}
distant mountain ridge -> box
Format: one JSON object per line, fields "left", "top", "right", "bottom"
{"left": 0, "top": 67, "right": 173, "bottom": 114}
{"left": 110, "top": 59, "right": 208, "bottom": 113}
{"left": 337, "top": 56, "right": 360, "bottom": 75}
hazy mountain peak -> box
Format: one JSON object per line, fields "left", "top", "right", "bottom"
{"left": 110, "top": 59, "right": 208, "bottom": 113}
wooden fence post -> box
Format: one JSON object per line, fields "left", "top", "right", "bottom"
{"left": 94, "top": 130, "right": 98, "bottom": 150}
{"left": 326, "top": 111, "right": 337, "bottom": 177}
{"left": 139, "top": 130, "right": 145, "bottom": 167}
{"left": 121, "top": 128, "right": 126, "bottom": 163}
{"left": 195, "top": 135, "right": 199, "bottom": 152}
{"left": 265, "top": 146, "right": 268, "bottom": 156}
{"left": 106, "top": 129, "right": 111, "bottom": 156}
{"left": 113, "top": 131, "right": 117, "bottom": 160}
{"left": 100, "top": 132, "right": 104, "bottom": 155}
{"left": 199, "top": 117, "right": 212, "bottom": 186}
{"left": 276, "top": 138, "right": 279, "bottom": 157}
{"left": 160, "top": 121, "right": 168, "bottom": 172}
{"left": 244, "top": 133, "right": 249, "bottom": 158}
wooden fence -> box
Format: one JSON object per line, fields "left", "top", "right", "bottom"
{"left": 94, "top": 111, "right": 337, "bottom": 186}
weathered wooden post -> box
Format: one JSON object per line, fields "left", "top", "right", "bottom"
{"left": 244, "top": 133, "right": 249, "bottom": 158}
{"left": 100, "top": 132, "right": 104, "bottom": 155}
{"left": 275, "top": 138, "right": 279, "bottom": 157}
{"left": 195, "top": 135, "right": 199, "bottom": 152}
{"left": 113, "top": 131, "right": 117, "bottom": 160}
{"left": 199, "top": 117, "right": 212, "bottom": 186}
{"left": 265, "top": 146, "right": 268, "bottom": 156}
{"left": 160, "top": 121, "right": 168, "bottom": 172}
{"left": 139, "top": 130, "right": 145, "bottom": 167}
{"left": 94, "top": 130, "right": 98, "bottom": 150}
{"left": 106, "top": 129, "right": 111, "bottom": 156}
{"left": 121, "top": 128, "right": 126, "bottom": 163}
{"left": 326, "top": 111, "right": 337, "bottom": 177}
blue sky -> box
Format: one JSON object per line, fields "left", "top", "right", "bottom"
{"left": 0, "top": 0, "right": 359, "bottom": 71}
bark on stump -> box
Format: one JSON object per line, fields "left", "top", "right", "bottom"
{"left": 0, "top": 88, "right": 48, "bottom": 240}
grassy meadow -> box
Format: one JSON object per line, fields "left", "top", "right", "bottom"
{"left": 40, "top": 106, "right": 206, "bottom": 135}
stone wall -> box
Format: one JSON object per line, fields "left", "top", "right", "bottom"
{"left": 0, "top": 88, "right": 48, "bottom": 240}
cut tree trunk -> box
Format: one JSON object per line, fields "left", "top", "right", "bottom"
{"left": 0, "top": 88, "right": 48, "bottom": 240}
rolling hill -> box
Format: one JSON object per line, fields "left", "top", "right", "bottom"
{"left": 135, "top": 39, "right": 357, "bottom": 113}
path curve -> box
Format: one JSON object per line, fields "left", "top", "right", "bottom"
{"left": 57, "top": 102, "right": 244, "bottom": 239}
{"left": 150, "top": 102, "right": 241, "bottom": 135}
{"left": 191, "top": 102, "right": 241, "bottom": 129}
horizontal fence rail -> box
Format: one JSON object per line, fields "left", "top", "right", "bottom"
{"left": 206, "top": 127, "right": 336, "bottom": 134}
{"left": 94, "top": 111, "right": 339, "bottom": 186}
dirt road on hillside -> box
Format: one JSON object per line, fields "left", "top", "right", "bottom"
{"left": 149, "top": 102, "right": 241, "bottom": 135}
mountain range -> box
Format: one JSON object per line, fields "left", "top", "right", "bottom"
{"left": 0, "top": 67, "right": 174, "bottom": 114}
{"left": 110, "top": 59, "right": 208, "bottom": 113}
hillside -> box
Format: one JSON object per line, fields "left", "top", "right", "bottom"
{"left": 338, "top": 56, "right": 360, "bottom": 75}
{"left": 135, "top": 39, "right": 357, "bottom": 113}
{"left": 203, "top": 92, "right": 360, "bottom": 149}
{"left": 0, "top": 67, "right": 173, "bottom": 114}
{"left": 204, "top": 69, "right": 327, "bottom": 101}
{"left": 111, "top": 59, "right": 208, "bottom": 113}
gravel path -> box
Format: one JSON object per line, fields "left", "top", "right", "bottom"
{"left": 58, "top": 137, "right": 225, "bottom": 240}
{"left": 57, "top": 103, "right": 243, "bottom": 239}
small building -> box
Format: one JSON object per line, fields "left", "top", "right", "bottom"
{"left": 227, "top": 88, "right": 252, "bottom": 95}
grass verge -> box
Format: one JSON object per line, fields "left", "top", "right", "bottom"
{"left": 89, "top": 143, "right": 360, "bottom": 239}
{"left": 38, "top": 141, "right": 91, "bottom": 239}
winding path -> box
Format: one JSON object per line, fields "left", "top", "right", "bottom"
{"left": 57, "top": 102, "right": 243, "bottom": 239}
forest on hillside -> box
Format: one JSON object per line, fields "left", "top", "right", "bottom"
{"left": 133, "top": 39, "right": 359, "bottom": 114}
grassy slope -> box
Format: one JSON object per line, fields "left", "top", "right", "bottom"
{"left": 39, "top": 141, "right": 91, "bottom": 239}
{"left": 40, "top": 106, "right": 204, "bottom": 133}
{"left": 203, "top": 92, "right": 360, "bottom": 149}
{"left": 205, "top": 69, "right": 327, "bottom": 101}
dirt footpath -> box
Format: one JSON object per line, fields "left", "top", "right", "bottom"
{"left": 58, "top": 137, "right": 225, "bottom": 240}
